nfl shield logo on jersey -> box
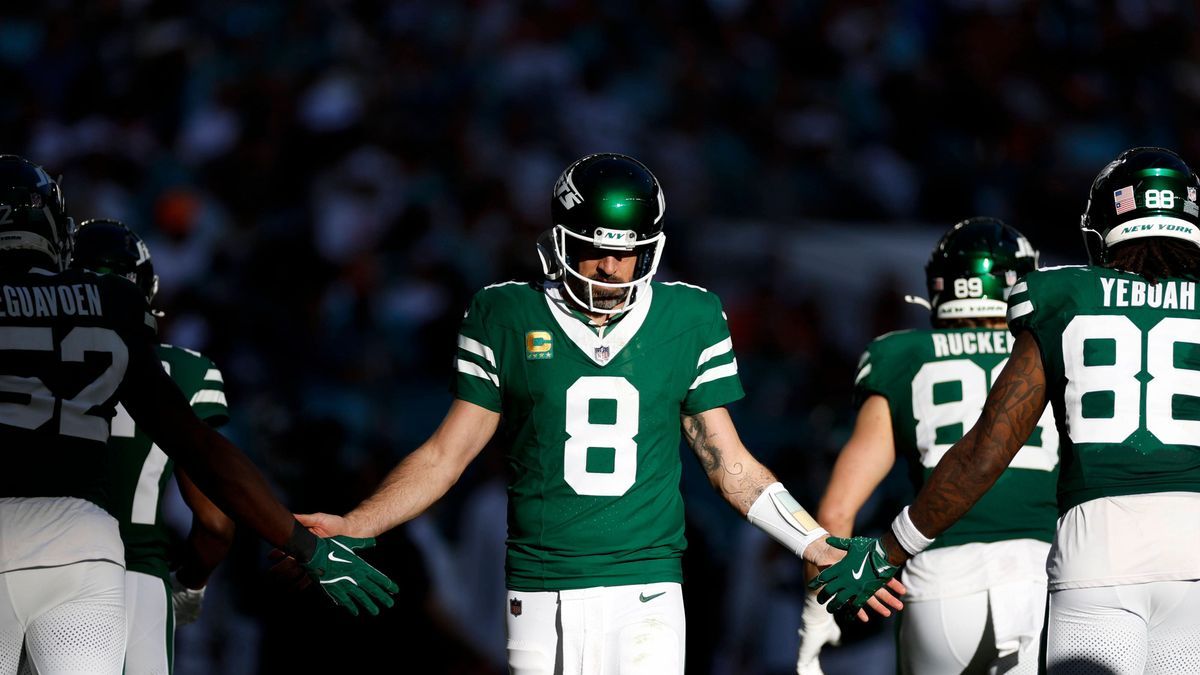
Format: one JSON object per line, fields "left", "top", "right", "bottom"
{"left": 595, "top": 345, "right": 610, "bottom": 363}
{"left": 510, "top": 598, "right": 522, "bottom": 617}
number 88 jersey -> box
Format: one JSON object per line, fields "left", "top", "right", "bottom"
{"left": 1008, "top": 265, "right": 1200, "bottom": 512}
{"left": 854, "top": 327, "right": 1060, "bottom": 549}
{"left": 453, "top": 280, "right": 743, "bottom": 592}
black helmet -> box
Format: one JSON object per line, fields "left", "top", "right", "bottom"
{"left": 1081, "top": 147, "right": 1200, "bottom": 264}
{"left": 538, "top": 153, "right": 666, "bottom": 314}
{"left": 71, "top": 219, "right": 159, "bottom": 304}
{"left": 926, "top": 217, "right": 1039, "bottom": 320}
{"left": 0, "top": 155, "right": 73, "bottom": 270}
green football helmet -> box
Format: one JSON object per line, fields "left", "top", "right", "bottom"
{"left": 1081, "top": 147, "right": 1200, "bottom": 264}
{"left": 926, "top": 217, "right": 1038, "bottom": 320}
{"left": 538, "top": 153, "right": 666, "bottom": 315}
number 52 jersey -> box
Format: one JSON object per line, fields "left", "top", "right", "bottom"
{"left": 453, "top": 281, "right": 744, "bottom": 592}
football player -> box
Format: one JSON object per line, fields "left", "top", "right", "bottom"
{"left": 297, "top": 153, "right": 904, "bottom": 675}
{"left": 797, "top": 218, "right": 1056, "bottom": 675}
{"left": 68, "top": 219, "right": 234, "bottom": 675}
{"left": 0, "top": 156, "right": 396, "bottom": 675}
{"left": 811, "top": 147, "right": 1200, "bottom": 673}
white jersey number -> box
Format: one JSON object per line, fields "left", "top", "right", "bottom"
{"left": 912, "top": 357, "right": 1059, "bottom": 470}
{"left": 0, "top": 326, "right": 127, "bottom": 443}
{"left": 563, "top": 376, "right": 639, "bottom": 496}
{"left": 112, "top": 361, "right": 171, "bottom": 525}
{"left": 1063, "top": 315, "right": 1200, "bottom": 445}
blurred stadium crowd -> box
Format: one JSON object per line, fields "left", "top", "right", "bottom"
{"left": 2, "top": 1, "right": 1198, "bottom": 673}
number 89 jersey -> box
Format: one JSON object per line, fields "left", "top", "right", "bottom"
{"left": 453, "top": 281, "right": 743, "bottom": 591}
{"left": 1008, "top": 266, "right": 1200, "bottom": 512}
{"left": 855, "top": 327, "right": 1060, "bottom": 549}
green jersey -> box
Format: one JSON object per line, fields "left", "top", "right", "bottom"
{"left": 855, "top": 328, "right": 1060, "bottom": 548}
{"left": 1007, "top": 265, "right": 1200, "bottom": 512}
{"left": 453, "top": 281, "right": 744, "bottom": 591}
{"left": 105, "top": 345, "right": 228, "bottom": 578}
{"left": 0, "top": 268, "right": 157, "bottom": 507}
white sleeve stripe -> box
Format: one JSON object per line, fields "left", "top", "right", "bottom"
{"left": 190, "top": 390, "right": 228, "bottom": 406}
{"left": 855, "top": 363, "right": 873, "bottom": 384}
{"left": 457, "top": 359, "right": 499, "bottom": 387}
{"left": 690, "top": 359, "right": 738, "bottom": 390}
{"left": 457, "top": 334, "right": 496, "bottom": 367}
{"left": 1011, "top": 281, "right": 1028, "bottom": 295}
{"left": 1009, "top": 300, "right": 1034, "bottom": 319}
{"left": 696, "top": 337, "right": 733, "bottom": 367}
{"left": 204, "top": 369, "right": 224, "bottom": 383}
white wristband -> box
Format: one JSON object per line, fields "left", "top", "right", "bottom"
{"left": 891, "top": 506, "right": 935, "bottom": 556}
{"left": 747, "top": 482, "right": 828, "bottom": 560}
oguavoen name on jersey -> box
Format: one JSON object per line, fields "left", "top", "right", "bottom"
{"left": 0, "top": 283, "right": 104, "bottom": 318}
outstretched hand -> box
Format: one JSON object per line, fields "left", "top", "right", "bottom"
{"left": 299, "top": 535, "right": 399, "bottom": 617}
{"left": 295, "top": 511, "right": 353, "bottom": 538}
{"left": 808, "top": 536, "right": 903, "bottom": 620}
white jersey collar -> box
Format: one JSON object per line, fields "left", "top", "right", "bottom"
{"left": 543, "top": 282, "right": 653, "bottom": 366}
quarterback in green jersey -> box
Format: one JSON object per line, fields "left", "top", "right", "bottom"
{"left": 798, "top": 218, "right": 1056, "bottom": 675}
{"left": 813, "top": 148, "right": 1200, "bottom": 673}
{"left": 0, "top": 156, "right": 395, "bottom": 674}
{"left": 298, "top": 153, "right": 903, "bottom": 675}
{"left": 69, "top": 219, "right": 236, "bottom": 675}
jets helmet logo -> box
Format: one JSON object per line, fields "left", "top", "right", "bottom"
{"left": 554, "top": 169, "right": 583, "bottom": 210}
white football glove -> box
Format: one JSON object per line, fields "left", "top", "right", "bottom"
{"left": 170, "top": 572, "right": 206, "bottom": 626}
{"left": 797, "top": 591, "right": 841, "bottom": 675}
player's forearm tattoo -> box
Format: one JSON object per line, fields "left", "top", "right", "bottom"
{"left": 682, "top": 413, "right": 774, "bottom": 512}
{"left": 908, "top": 334, "right": 1047, "bottom": 539}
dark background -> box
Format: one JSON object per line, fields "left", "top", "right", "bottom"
{"left": 6, "top": 1, "right": 1199, "bottom": 673}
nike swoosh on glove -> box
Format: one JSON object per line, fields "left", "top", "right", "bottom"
{"left": 807, "top": 536, "right": 898, "bottom": 613}
{"left": 300, "top": 536, "right": 399, "bottom": 616}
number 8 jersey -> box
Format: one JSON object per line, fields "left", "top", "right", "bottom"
{"left": 453, "top": 281, "right": 743, "bottom": 592}
{"left": 1008, "top": 265, "right": 1200, "bottom": 589}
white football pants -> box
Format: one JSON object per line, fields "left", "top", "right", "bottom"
{"left": 505, "top": 582, "right": 685, "bottom": 675}
{"left": 1046, "top": 580, "right": 1200, "bottom": 674}
{"left": 900, "top": 581, "right": 1045, "bottom": 675}
{"left": 0, "top": 561, "right": 125, "bottom": 675}
{"left": 123, "top": 571, "right": 172, "bottom": 675}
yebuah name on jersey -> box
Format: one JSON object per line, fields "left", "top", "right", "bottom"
{"left": 1098, "top": 277, "right": 1195, "bottom": 310}
{"left": 0, "top": 282, "right": 104, "bottom": 318}
{"left": 1008, "top": 266, "right": 1200, "bottom": 511}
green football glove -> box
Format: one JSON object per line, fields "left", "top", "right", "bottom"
{"left": 301, "top": 536, "right": 399, "bottom": 616}
{"left": 807, "top": 536, "right": 899, "bottom": 613}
